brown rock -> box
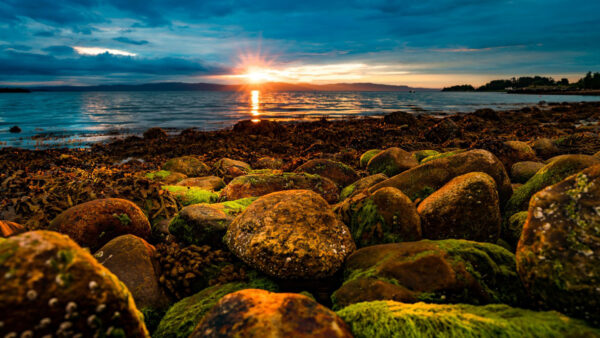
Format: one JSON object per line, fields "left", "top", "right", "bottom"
{"left": 0, "top": 220, "right": 25, "bottom": 237}
{"left": 529, "top": 138, "right": 560, "bottom": 159}
{"left": 176, "top": 176, "right": 225, "bottom": 190}
{"left": 224, "top": 190, "right": 355, "bottom": 279}
{"left": 339, "top": 173, "right": 388, "bottom": 201}
{"left": 214, "top": 158, "right": 252, "bottom": 180}
{"left": 367, "top": 147, "right": 418, "bottom": 177}
{"left": 191, "top": 289, "right": 352, "bottom": 338}
{"left": 49, "top": 198, "right": 151, "bottom": 251}
{"left": 162, "top": 156, "right": 210, "bottom": 176}
{"left": 295, "top": 159, "right": 359, "bottom": 187}
{"left": 424, "top": 118, "right": 461, "bottom": 143}
{"left": 254, "top": 156, "right": 284, "bottom": 169}
{"left": 510, "top": 161, "right": 545, "bottom": 183}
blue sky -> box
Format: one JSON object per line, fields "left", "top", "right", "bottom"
{"left": 0, "top": 0, "right": 599, "bottom": 87}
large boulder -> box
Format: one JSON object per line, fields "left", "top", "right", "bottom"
{"left": 295, "top": 159, "right": 359, "bottom": 187}
{"left": 145, "top": 170, "right": 187, "bottom": 184}
{"left": 359, "top": 149, "right": 382, "bottom": 168}
{"left": 369, "top": 149, "right": 512, "bottom": 205}
{"left": 331, "top": 239, "right": 525, "bottom": 310}
{"left": 175, "top": 176, "right": 225, "bottom": 191}
{"left": 337, "top": 301, "right": 599, "bottom": 338}
{"left": 162, "top": 156, "right": 210, "bottom": 176}
{"left": 190, "top": 289, "right": 352, "bottom": 337}
{"left": 219, "top": 172, "right": 339, "bottom": 204}
{"left": 417, "top": 172, "right": 501, "bottom": 242}
{"left": 0, "top": 231, "right": 148, "bottom": 337}
{"left": 504, "top": 154, "right": 600, "bottom": 219}
{"left": 517, "top": 165, "right": 600, "bottom": 325}
{"left": 412, "top": 149, "right": 440, "bottom": 163}
{"left": 503, "top": 140, "right": 537, "bottom": 167}
{"left": 154, "top": 279, "right": 278, "bottom": 338}
{"left": 254, "top": 156, "right": 284, "bottom": 169}
{"left": 224, "top": 190, "right": 355, "bottom": 279}
{"left": 511, "top": 161, "right": 545, "bottom": 183}
{"left": 339, "top": 173, "right": 388, "bottom": 201}
{"left": 529, "top": 137, "right": 560, "bottom": 159}
{"left": 49, "top": 198, "right": 151, "bottom": 251}
{"left": 336, "top": 187, "right": 421, "bottom": 248}
{"left": 94, "top": 235, "right": 169, "bottom": 312}
{"left": 0, "top": 220, "right": 25, "bottom": 237}
{"left": 162, "top": 186, "right": 219, "bottom": 206}
{"left": 367, "top": 147, "right": 418, "bottom": 177}
{"left": 214, "top": 158, "right": 251, "bottom": 180}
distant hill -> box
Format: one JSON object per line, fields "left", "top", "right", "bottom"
{"left": 31, "top": 82, "right": 437, "bottom": 92}
{"left": 0, "top": 88, "right": 30, "bottom": 93}
{"left": 442, "top": 84, "right": 475, "bottom": 92}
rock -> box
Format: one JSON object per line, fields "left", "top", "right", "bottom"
{"left": 214, "top": 158, "right": 251, "bottom": 180}
{"left": 369, "top": 149, "right": 512, "bottom": 205}
{"left": 176, "top": 176, "right": 225, "bottom": 191}
{"left": 225, "top": 190, "right": 355, "bottom": 279}
{"left": 529, "top": 138, "right": 560, "bottom": 159}
{"left": 412, "top": 149, "right": 440, "bottom": 163}
{"left": 190, "top": 289, "right": 352, "bottom": 338}
{"left": 511, "top": 161, "right": 545, "bottom": 183}
{"left": 219, "top": 173, "right": 339, "bottom": 204}
{"left": 336, "top": 301, "right": 599, "bottom": 337}
{"left": 0, "top": 220, "right": 25, "bottom": 237}
{"left": 168, "top": 198, "right": 257, "bottom": 246}
{"left": 367, "top": 147, "right": 418, "bottom": 177}
{"left": 506, "top": 211, "right": 528, "bottom": 248}
{"left": 162, "top": 186, "right": 219, "bottom": 206}
{"left": 359, "top": 149, "right": 382, "bottom": 168}
{"left": 94, "top": 235, "right": 169, "bottom": 312}
{"left": 295, "top": 159, "right": 359, "bottom": 187}
{"left": 331, "top": 239, "right": 526, "bottom": 310}
{"left": 145, "top": 170, "right": 187, "bottom": 184}
{"left": 417, "top": 172, "right": 501, "bottom": 242}
{"left": 383, "top": 111, "right": 418, "bottom": 125}
{"left": 154, "top": 279, "right": 278, "bottom": 338}
{"left": 143, "top": 127, "right": 168, "bottom": 139}
{"left": 339, "top": 173, "right": 387, "bottom": 201}
{"left": 232, "top": 119, "right": 285, "bottom": 135}
{"left": 9, "top": 125, "right": 21, "bottom": 133}
{"left": 424, "top": 118, "right": 461, "bottom": 143}
{"left": 162, "top": 156, "right": 210, "bottom": 176}
{"left": 504, "top": 154, "right": 600, "bottom": 219}
{"left": 472, "top": 108, "right": 500, "bottom": 120}
{"left": 335, "top": 187, "right": 421, "bottom": 247}
{"left": 503, "top": 140, "right": 537, "bottom": 167}
{"left": 420, "top": 149, "right": 465, "bottom": 164}
{"left": 49, "top": 198, "right": 151, "bottom": 251}
{"left": 0, "top": 231, "right": 149, "bottom": 337}
{"left": 517, "top": 165, "right": 600, "bottom": 325}
{"left": 254, "top": 157, "right": 284, "bottom": 169}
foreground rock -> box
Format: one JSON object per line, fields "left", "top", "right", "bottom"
{"left": 176, "top": 176, "right": 225, "bottom": 191}
{"left": 0, "top": 220, "right": 25, "bottom": 237}
{"left": 295, "top": 159, "right": 359, "bottom": 187}
{"left": 191, "top": 289, "right": 352, "bottom": 337}
{"left": 517, "top": 165, "right": 600, "bottom": 325}
{"left": 369, "top": 149, "right": 512, "bottom": 204}
{"left": 337, "top": 301, "right": 599, "bottom": 337}
{"left": 336, "top": 187, "right": 421, "bottom": 247}
{"left": 162, "top": 156, "right": 210, "bottom": 176}
{"left": 367, "top": 147, "right": 418, "bottom": 177}
{"left": 254, "top": 156, "right": 284, "bottom": 169}
{"left": 0, "top": 231, "right": 148, "bottom": 337}
{"left": 339, "top": 173, "right": 387, "bottom": 201}
{"left": 529, "top": 137, "right": 560, "bottom": 159}
{"left": 503, "top": 140, "right": 537, "bottom": 168}
{"left": 511, "top": 161, "right": 545, "bottom": 183}
{"left": 219, "top": 172, "right": 339, "bottom": 204}
{"left": 359, "top": 149, "right": 382, "bottom": 168}
{"left": 162, "top": 186, "right": 219, "bottom": 206}
{"left": 225, "top": 190, "right": 355, "bottom": 279}
{"left": 145, "top": 170, "right": 187, "bottom": 184}
{"left": 331, "top": 239, "right": 525, "bottom": 310}
{"left": 214, "top": 158, "right": 251, "bottom": 180}
{"left": 417, "top": 172, "right": 501, "bottom": 242}
{"left": 94, "top": 235, "right": 169, "bottom": 312}
{"left": 49, "top": 198, "right": 151, "bottom": 251}
{"left": 154, "top": 279, "right": 278, "bottom": 338}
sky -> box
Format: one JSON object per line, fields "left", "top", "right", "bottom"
{"left": 0, "top": 0, "right": 599, "bottom": 88}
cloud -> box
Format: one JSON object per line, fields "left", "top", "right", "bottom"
{"left": 73, "top": 46, "right": 137, "bottom": 56}
{"left": 113, "top": 37, "right": 149, "bottom": 45}
{"left": 43, "top": 45, "right": 76, "bottom": 55}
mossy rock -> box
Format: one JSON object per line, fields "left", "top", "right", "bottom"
{"left": 0, "top": 231, "right": 149, "bottom": 337}
{"left": 504, "top": 154, "right": 600, "bottom": 220}
{"left": 359, "top": 149, "right": 382, "bottom": 168}
{"left": 219, "top": 172, "right": 339, "bottom": 204}
{"left": 506, "top": 211, "right": 528, "bottom": 248}
{"left": 145, "top": 170, "right": 187, "bottom": 184}
{"left": 331, "top": 239, "right": 526, "bottom": 310}
{"left": 214, "top": 158, "right": 252, "bottom": 180}
{"left": 162, "top": 186, "right": 219, "bottom": 206}
{"left": 335, "top": 187, "right": 421, "bottom": 248}
{"left": 367, "top": 147, "right": 419, "bottom": 177}
{"left": 336, "top": 301, "right": 600, "bottom": 338}
{"left": 517, "top": 165, "right": 600, "bottom": 325}
{"left": 529, "top": 137, "right": 560, "bottom": 159}
{"left": 175, "top": 176, "right": 225, "bottom": 191}
{"left": 510, "top": 161, "right": 545, "bottom": 184}
{"left": 369, "top": 149, "right": 512, "bottom": 205}
{"left": 162, "top": 156, "right": 210, "bottom": 177}
{"left": 417, "top": 172, "right": 501, "bottom": 242}
{"left": 412, "top": 149, "right": 440, "bottom": 163}
{"left": 503, "top": 140, "right": 537, "bottom": 167}
{"left": 154, "top": 277, "right": 278, "bottom": 338}
{"left": 339, "top": 173, "right": 388, "bottom": 201}
{"left": 295, "top": 159, "right": 359, "bottom": 187}
{"left": 420, "top": 149, "right": 465, "bottom": 164}
{"left": 254, "top": 156, "right": 284, "bottom": 170}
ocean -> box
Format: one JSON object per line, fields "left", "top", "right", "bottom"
{"left": 0, "top": 90, "right": 598, "bottom": 149}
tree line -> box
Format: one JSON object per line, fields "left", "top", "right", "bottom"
{"left": 442, "top": 72, "right": 600, "bottom": 91}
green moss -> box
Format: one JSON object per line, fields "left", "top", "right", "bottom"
{"left": 420, "top": 149, "right": 465, "bottom": 164}
{"left": 220, "top": 197, "right": 257, "bottom": 216}
{"left": 340, "top": 184, "right": 357, "bottom": 201}
{"left": 113, "top": 213, "right": 132, "bottom": 225}
{"left": 141, "top": 307, "right": 167, "bottom": 335}
{"left": 154, "top": 277, "right": 278, "bottom": 338}
{"left": 360, "top": 149, "right": 383, "bottom": 168}
{"left": 162, "top": 185, "right": 218, "bottom": 206}
{"left": 413, "top": 150, "right": 440, "bottom": 163}
{"left": 146, "top": 170, "right": 172, "bottom": 180}
{"left": 506, "top": 211, "right": 528, "bottom": 247}
{"left": 412, "top": 186, "right": 436, "bottom": 201}
{"left": 336, "top": 301, "right": 600, "bottom": 338}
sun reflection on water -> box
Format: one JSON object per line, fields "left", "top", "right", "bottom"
{"left": 251, "top": 90, "right": 260, "bottom": 122}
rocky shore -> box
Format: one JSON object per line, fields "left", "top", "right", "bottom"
{"left": 2, "top": 101, "right": 600, "bottom": 337}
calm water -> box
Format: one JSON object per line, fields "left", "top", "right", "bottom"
{"left": 0, "top": 90, "right": 598, "bottom": 148}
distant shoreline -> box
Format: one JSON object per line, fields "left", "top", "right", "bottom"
{"left": 0, "top": 88, "right": 30, "bottom": 93}
{"left": 507, "top": 89, "right": 600, "bottom": 96}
